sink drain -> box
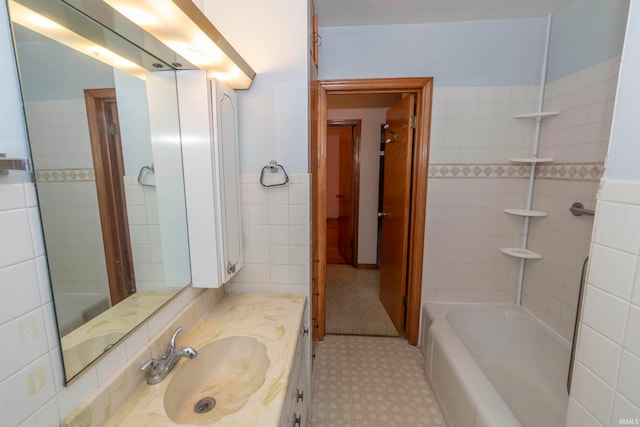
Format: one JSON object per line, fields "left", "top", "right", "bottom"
{"left": 194, "top": 397, "right": 216, "bottom": 414}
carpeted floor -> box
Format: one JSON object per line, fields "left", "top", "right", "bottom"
{"left": 325, "top": 264, "right": 399, "bottom": 336}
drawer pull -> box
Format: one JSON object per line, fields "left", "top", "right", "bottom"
{"left": 296, "top": 389, "right": 304, "bottom": 402}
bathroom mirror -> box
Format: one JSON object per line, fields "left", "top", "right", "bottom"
{"left": 9, "top": 0, "right": 192, "bottom": 381}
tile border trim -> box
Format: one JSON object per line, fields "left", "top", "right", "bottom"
{"left": 35, "top": 169, "right": 95, "bottom": 183}
{"left": 428, "top": 162, "right": 604, "bottom": 182}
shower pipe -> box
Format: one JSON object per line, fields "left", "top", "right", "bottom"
{"left": 516, "top": 14, "right": 552, "bottom": 305}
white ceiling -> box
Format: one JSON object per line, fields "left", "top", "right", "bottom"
{"left": 316, "top": 0, "right": 575, "bottom": 27}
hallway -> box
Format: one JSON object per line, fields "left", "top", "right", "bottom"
{"left": 325, "top": 265, "right": 398, "bottom": 336}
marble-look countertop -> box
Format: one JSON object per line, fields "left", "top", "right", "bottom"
{"left": 102, "top": 293, "right": 306, "bottom": 427}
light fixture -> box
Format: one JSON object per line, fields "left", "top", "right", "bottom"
{"left": 9, "top": 1, "right": 150, "bottom": 79}
{"left": 104, "top": 0, "right": 256, "bottom": 89}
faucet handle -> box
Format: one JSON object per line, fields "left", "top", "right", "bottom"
{"left": 141, "top": 358, "right": 161, "bottom": 373}
{"left": 166, "top": 326, "right": 184, "bottom": 357}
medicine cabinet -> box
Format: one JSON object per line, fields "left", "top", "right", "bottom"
{"left": 177, "top": 71, "right": 244, "bottom": 288}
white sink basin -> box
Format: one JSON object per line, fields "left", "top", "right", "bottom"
{"left": 163, "top": 336, "right": 270, "bottom": 425}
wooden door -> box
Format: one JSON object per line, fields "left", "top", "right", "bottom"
{"left": 85, "top": 88, "right": 135, "bottom": 305}
{"left": 379, "top": 95, "right": 415, "bottom": 333}
{"left": 336, "top": 126, "right": 354, "bottom": 265}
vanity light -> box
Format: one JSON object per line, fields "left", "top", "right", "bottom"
{"left": 9, "top": 1, "right": 149, "bottom": 79}
{"left": 104, "top": 0, "right": 256, "bottom": 89}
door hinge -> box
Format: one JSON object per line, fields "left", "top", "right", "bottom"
{"left": 409, "top": 116, "right": 417, "bottom": 129}
{"left": 108, "top": 123, "right": 118, "bottom": 136}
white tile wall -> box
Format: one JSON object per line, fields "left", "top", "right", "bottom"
{"left": 36, "top": 181, "right": 108, "bottom": 296}
{"left": 124, "top": 175, "right": 166, "bottom": 291}
{"left": 540, "top": 57, "right": 620, "bottom": 164}
{"left": 24, "top": 100, "right": 93, "bottom": 170}
{"left": 429, "top": 85, "right": 538, "bottom": 164}
{"left": 521, "top": 179, "right": 597, "bottom": 341}
{"left": 226, "top": 173, "right": 311, "bottom": 297}
{"left": 0, "top": 183, "right": 207, "bottom": 426}
{"left": 567, "top": 180, "right": 640, "bottom": 426}
{"left": 520, "top": 57, "right": 619, "bottom": 342}
{"left": 422, "top": 177, "right": 529, "bottom": 304}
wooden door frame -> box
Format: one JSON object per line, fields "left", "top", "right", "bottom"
{"left": 84, "top": 88, "right": 135, "bottom": 305}
{"left": 327, "top": 119, "right": 361, "bottom": 267}
{"left": 313, "top": 78, "right": 433, "bottom": 345}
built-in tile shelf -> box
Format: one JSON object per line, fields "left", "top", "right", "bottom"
{"left": 499, "top": 248, "right": 542, "bottom": 259}
{"left": 504, "top": 208, "right": 547, "bottom": 217}
{"left": 509, "top": 157, "right": 553, "bottom": 164}
{"left": 512, "top": 111, "right": 559, "bottom": 119}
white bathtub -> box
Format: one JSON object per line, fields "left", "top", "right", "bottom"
{"left": 421, "top": 303, "right": 570, "bottom": 427}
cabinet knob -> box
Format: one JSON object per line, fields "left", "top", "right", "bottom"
{"left": 296, "top": 389, "right": 304, "bottom": 402}
{"left": 293, "top": 414, "right": 301, "bottom": 426}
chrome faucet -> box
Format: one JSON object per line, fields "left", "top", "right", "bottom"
{"left": 141, "top": 326, "right": 197, "bottom": 385}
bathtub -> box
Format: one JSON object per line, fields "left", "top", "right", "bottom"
{"left": 421, "top": 303, "right": 570, "bottom": 427}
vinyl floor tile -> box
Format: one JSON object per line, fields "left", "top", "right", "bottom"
{"left": 311, "top": 335, "right": 446, "bottom": 426}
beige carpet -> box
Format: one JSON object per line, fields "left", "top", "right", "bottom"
{"left": 325, "top": 265, "right": 399, "bottom": 336}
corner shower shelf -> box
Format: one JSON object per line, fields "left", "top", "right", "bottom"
{"left": 513, "top": 111, "right": 559, "bottom": 120}
{"left": 509, "top": 157, "right": 553, "bottom": 164}
{"left": 500, "top": 248, "right": 542, "bottom": 259}
{"left": 504, "top": 208, "right": 547, "bottom": 217}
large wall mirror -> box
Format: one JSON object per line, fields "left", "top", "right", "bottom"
{"left": 9, "top": 0, "right": 192, "bottom": 381}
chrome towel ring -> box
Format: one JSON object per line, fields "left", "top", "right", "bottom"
{"left": 260, "top": 160, "right": 289, "bottom": 188}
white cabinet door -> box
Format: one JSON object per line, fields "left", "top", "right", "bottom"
{"left": 179, "top": 70, "right": 243, "bottom": 288}
{"left": 211, "top": 79, "right": 243, "bottom": 283}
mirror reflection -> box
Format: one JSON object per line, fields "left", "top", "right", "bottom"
{"left": 11, "top": 8, "right": 192, "bottom": 381}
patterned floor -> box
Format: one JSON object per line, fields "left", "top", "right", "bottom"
{"left": 311, "top": 335, "right": 446, "bottom": 427}
{"left": 326, "top": 265, "right": 398, "bottom": 336}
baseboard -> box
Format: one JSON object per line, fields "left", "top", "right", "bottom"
{"left": 357, "top": 264, "right": 378, "bottom": 270}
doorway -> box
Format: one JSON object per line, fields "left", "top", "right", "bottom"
{"left": 326, "top": 120, "right": 360, "bottom": 266}
{"left": 84, "top": 88, "right": 136, "bottom": 306}
{"left": 312, "top": 78, "right": 433, "bottom": 346}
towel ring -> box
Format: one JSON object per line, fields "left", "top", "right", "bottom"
{"left": 260, "top": 160, "right": 289, "bottom": 188}
{"left": 137, "top": 164, "right": 156, "bottom": 189}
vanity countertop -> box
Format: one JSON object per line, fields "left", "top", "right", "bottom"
{"left": 94, "top": 293, "right": 305, "bottom": 427}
